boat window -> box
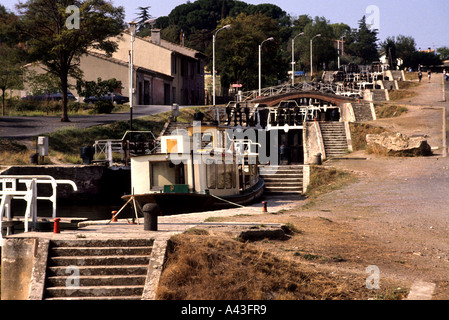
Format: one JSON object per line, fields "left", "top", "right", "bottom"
{"left": 226, "top": 163, "right": 235, "bottom": 189}
{"left": 150, "top": 162, "right": 177, "bottom": 189}
{"left": 201, "top": 132, "right": 213, "bottom": 149}
{"left": 206, "top": 160, "right": 216, "bottom": 189}
{"left": 207, "top": 159, "right": 236, "bottom": 190}
{"left": 217, "top": 163, "right": 225, "bottom": 189}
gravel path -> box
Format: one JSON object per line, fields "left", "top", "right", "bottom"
{"left": 299, "top": 74, "right": 449, "bottom": 297}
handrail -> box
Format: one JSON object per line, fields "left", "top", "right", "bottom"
{"left": 0, "top": 175, "right": 77, "bottom": 241}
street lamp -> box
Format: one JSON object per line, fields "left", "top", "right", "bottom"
{"left": 212, "top": 24, "right": 231, "bottom": 122}
{"left": 310, "top": 34, "right": 321, "bottom": 81}
{"left": 259, "top": 37, "right": 275, "bottom": 97}
{"left": 337, "top": 35, "right": 345, "bottom": 69}
{"left": 128, "top": 18, "right": 156, "bottom": 132}
{"left": 291, "top": 32, "right": 304, "bottom": 86}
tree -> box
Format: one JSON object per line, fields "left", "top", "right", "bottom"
{"left": 437, "top": 47, "right": 449, "bottom": 61}
{"left": 0, "top": 7, "right": 23, "bottom": 116}
{"left": 16, "top": 0, "right": 125, "bottom": 122}
{"left": 345, "top": 16, "right": 379, "bottom": 64}
{"left": 380, "top": 35, "right": 417, "bottom": 69}
{"left": 76, "top": 77, "right": 122, "bottom": 100}
{"left": 213, "top": 13, "right": 286, "bottom": 91}
{"left": 403, "top": 51, "right": 442, "bottom": 70}
{"left": 135, "top": 6, "right": 153, "bottom": 37}
{"left": 295, "top": 16, "right": 337, "bottom": 73}
{"left": 0, "top": 45, "right": 23, "bottom": 116}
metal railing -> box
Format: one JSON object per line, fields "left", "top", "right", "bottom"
{"left": 238, "top": 81, "right": 362, "bottom": 102}
{"left": 0, "top": 175, "right": 77, "bottom": 242}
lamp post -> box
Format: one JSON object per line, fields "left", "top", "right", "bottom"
{"left": 212, "top": 24, "right": 231, "bottom": 121}
{"left": 259, "top": 37, "right": 274, "bottom": 97}
{"left": 128, "top": 19, "right": 156, "bottom": 132}
{"left": 337, "top": 35, "right": 345, "bottom": 69}
{"left": 291, "top": 32, "right": 304, "bottom": 86}
{"left": 310, "top": 34, "right": 321, "bottom": 81}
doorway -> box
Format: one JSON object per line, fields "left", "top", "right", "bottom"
{"left": 278, "top": 129, "right": 303, "bottom": 165}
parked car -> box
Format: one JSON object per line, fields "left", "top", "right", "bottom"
{"left": 83, "top": 93, "right": 129, "bottom": 104}
{"left": 21, "top": 90, "right": 76, "bottom": 101}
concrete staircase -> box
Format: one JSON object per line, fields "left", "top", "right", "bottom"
{"left": 319, "top": 122, "right": 348, "bottom": 158}
{"left": 44, "top": 239, "right": 154, "bottom": 300}
{"left": 352, "top": 102, "right": 373, "bottom": 122}
{"left": 260, "top": 165, "right": 304, "bottom": 194}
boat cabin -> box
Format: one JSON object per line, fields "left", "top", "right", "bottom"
{"left": 130, "top": 122, "right": 261, "bottom": 200}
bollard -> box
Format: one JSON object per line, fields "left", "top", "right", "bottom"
{"left": 142, "top": 203, "right": 160, "bottom": 231}
{"left": 111, "top": 211, "right": 118, "bottom": 222}
{"left": 262, "top": 201, "right": 268, "bottom": 213}
{"left": 53, "top": 218, "right": 61, "bottom": 234}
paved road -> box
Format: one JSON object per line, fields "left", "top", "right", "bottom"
{"left": 0, "top": 105, "right": 178, "bottom": 139}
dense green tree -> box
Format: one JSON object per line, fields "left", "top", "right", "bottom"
{"left": 437, "top": 47, "right": 449, "bottom": 61}
{"left": 403, "top": 51, "right": 442, "bottom": 70}
{"left": 213, "top": 13, "right": 286, "bottom": 91}
{"left": 0, "top": 45, "right": 23, "bottom": 116}
{"left": 135, "top": 6, "right": 153, "bottom": 37}
{"left": 16, "top": 0, "right": 125, "bottom": 122}
{"left": 345, "top": 16, "right": 379, "bottom": 64}
{"left": 294, "top": 16, "right": 337, "bottom": 74}
{"left": 380, "top": 35, "right": 417, "bottom": 69}
{"left": 0, "top": 5, "right": 24, "bottom": 115}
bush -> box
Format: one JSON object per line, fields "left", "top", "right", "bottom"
{"left": 91, "top": 101, "right": 114, "bottom": 114}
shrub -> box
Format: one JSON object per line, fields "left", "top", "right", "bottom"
{"left": 91, "top": 101, "right": 114, "bottom": 114}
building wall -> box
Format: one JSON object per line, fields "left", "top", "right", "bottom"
{"left": 75, "top": 54, "right": 130, "bottom": 98}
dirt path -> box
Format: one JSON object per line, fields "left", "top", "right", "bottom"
{"left": 216, "top": 74, "right": 449, "bottom": 299}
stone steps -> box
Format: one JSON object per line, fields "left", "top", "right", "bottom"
{"left": 260, "top": 165, "right": 304, "bottom": 194}
{"left": 319, "top": 122, "right": 348, "bottom": 158}
{"left": 44, "top": 239, "right": 153, "bottom": 300}
{"left": 351, "top": 103, "right": 373, "bottom": 122}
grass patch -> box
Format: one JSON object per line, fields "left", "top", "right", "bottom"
{"left": 46, "top": 107, "right": 205, "bottom": 164}
{"left": 398, "top": 80, "right": 420, "bottom": 90}
{"left": 183, "top": 228, "right": 210, "bottom": 236}
{"left": 388, "top": 90, "right": 417, "bottom": 101}
{"left": 304, "top": 166, "right": 356, "bottom": 205}
{"left": 156, "top": 233, "right": 405, "bottom": 300}
{"left": 0, "top": 139, "right": 32, "bottom": 165}
{"left": 375, "top": 104, "right": 408, "bottom": 119}
{"left": 349, "top": 123, "right": 390, "bottom": 151}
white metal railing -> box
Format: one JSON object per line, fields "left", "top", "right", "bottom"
{"left": 0, "top": 175, "right": 77, "bottom": 243}
{"left": 93, "top": 131, "right": 158, "bottom": 166}
{"left": 94, "top": 140, "right": 124, "bottom": 166}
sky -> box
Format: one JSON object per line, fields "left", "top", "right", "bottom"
{"left": 2, "top": 0, "right": 449, "bottom": 50}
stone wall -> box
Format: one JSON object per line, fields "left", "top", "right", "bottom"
{"left": 1, "top": 165, "right": 130, "bottom": 205}
{"left": 1, "top": 238, "right": 36, "bottom": 300}
{"left": 303, "top": 122, "right": 325, "bottom": 164}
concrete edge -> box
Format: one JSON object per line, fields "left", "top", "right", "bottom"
{"left": 314, "top": 121, "right": 326, "bottom": 160}
{"left": 141, "top": 237, "right": 170, "bottom": 300}
{"left": 302, "top": 164, "right": 310, "bottom": 194}
{"left": 406, "top": 281, "right": 436, "bottom": 300}
{"left": 28, "top": 238, "right": 50, "bottom": 300}
{"left": 343, "top": 121, "right": 353, "bottom": 152}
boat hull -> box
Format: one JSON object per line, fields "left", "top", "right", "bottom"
{"left": 123, "top": 179, "right": 265, "bottom": 215}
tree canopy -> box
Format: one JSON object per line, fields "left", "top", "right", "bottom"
{"left": 16, "top": 0, "right": 125, "bottom": 121}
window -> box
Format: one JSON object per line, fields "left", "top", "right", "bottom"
{"left": 206, "top": 158, "right": 236, "bottom": 190}
{"left": 206, "top": 160, "right": 216, "bottom": 189}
